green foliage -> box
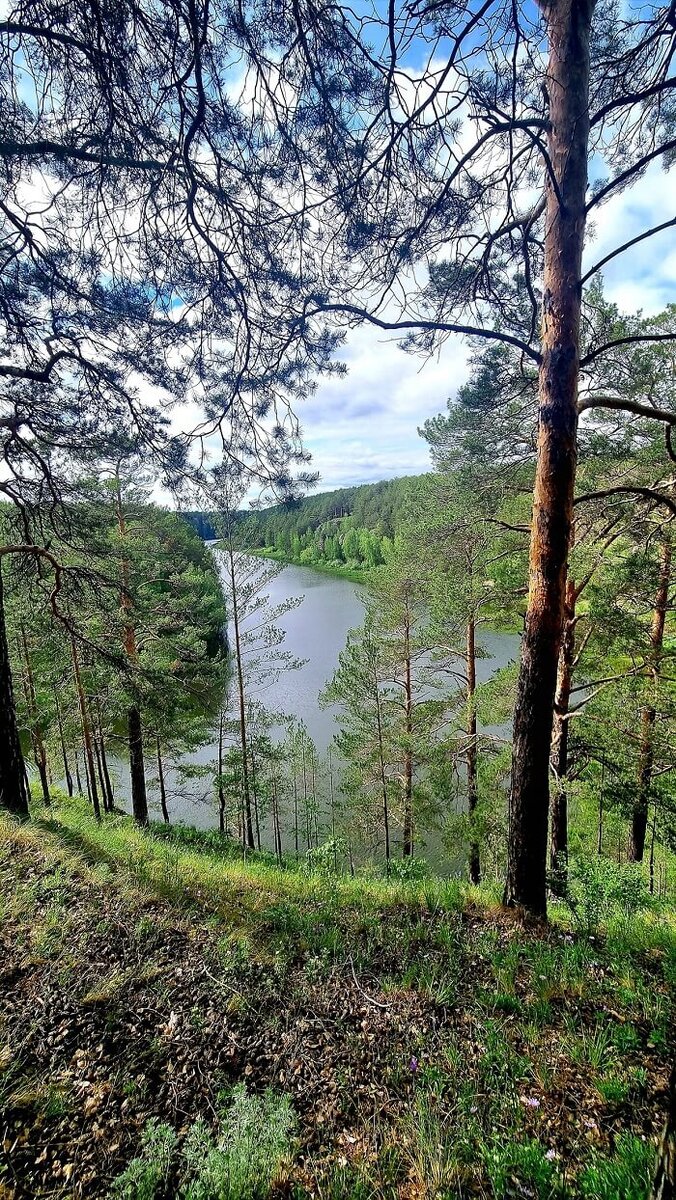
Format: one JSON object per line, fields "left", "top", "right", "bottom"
{"left": 112, "top": 1089, "right": 294, "bottom": 1200}
{"left": 113, "top": 1119, "right": 177, "bottom": 1200}
{"left": 564, "top": 857, "right": 654, "bottom": 935}
{"left": 181, "top": 1086, "right": 295, "bottom": 1200}
{"left": 577, "top": 1133, "right": 654, "bottom": 1200}
{"left": 483, "top": 1137, "right": 560, "bottom": 1199}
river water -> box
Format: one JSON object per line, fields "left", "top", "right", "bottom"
{"left": 107, "top": 553, "right": 520, "bottom": 844}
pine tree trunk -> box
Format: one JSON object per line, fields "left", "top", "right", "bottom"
{"left": 116, "top": 479, "right": 148, "bottom": 828}
{"left": 0, "top": 564, "right": 30, "bottom": 818}
{"left": 374, "top": 672, "right": 391, "bottom": 869}
{"left": 466, "top": 619, "right": 480, "bottom": 884}
{"left": 506, "top": 0, "right": 593, "bottom": 917}
{"left": 99, "top": 727, "right": 115, "bottom": 811}
{"left": 156, "top": 735, "right": 169, "bottom": 823}
{"left": 228, "top": 546, "right": 254, "bottom": 849}
{"left": 549, "top": 577, "right": 576, "bottom": 893}
{"left": 128, "top": 705, "right": 148, "bottom": 825}
{"left": 93, "top": 732, "right": 108, "bottom": 811}
{"left": 71, "top": 638, "right": 101, "bottom": 821}
{"left": 218, "top": 711, "right": 226, "bottom": 834}
{"left": 95, "top": 700, "right": 115, "bottom": 810}
{"left": 74, "top": 753, "right": 84, "bottom": 797}
{"left": 54, "top": 687, "right": 74, "bottom": 797}
{"left": 629, "top": 535, "right": 671, "bottom": 862}
{"left": 402, "top": 598, "right": 413, "bottom": 858}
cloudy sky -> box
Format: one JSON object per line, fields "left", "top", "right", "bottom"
{"left": 298, "top": 160, "right": 676, "bottom": 494}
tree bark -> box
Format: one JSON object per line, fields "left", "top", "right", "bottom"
{"left": 402, "top": 595, "right": 413, "bottom": 858}
{"left": 116, "top": 479, "right": 148, "bottom": 826}
{"left": 95, "top": 700, "right": 115, "bottom": 810}
{"left": 71, "top": 637, "right": 101, "bottom": 821}
{"left": 629, "top": 535, "right": 671, "bottom": 862}
{"left": 217, "top": 710, "right": 226, "bottom": 834}
{"left": 505, "top": 0, "right": 594, "bottom": 917}
{"left": 227, "top": 544, "right": 254, "bottom": 850}
{"left": 156, "top": 735, "right": 169, "bottom": 823}
{"left": 0, "top": 564, "right": 30, "bottom": 818}
{"left": 549, "top": 577, "right": 576, "bottom": 893}
{"left": 466, "top": 618, "right": 481, "bottom": 884}
{"left": 128, "top": 705, "right": 148, "bottom": 825}
{"left": 54, "top": 687, "right": 74, "bottom": 797}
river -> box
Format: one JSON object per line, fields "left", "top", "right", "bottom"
{"left": 105, "top": 554, "right": 520, "bottom": 845}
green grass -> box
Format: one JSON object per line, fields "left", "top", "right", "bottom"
{"left": 1, "top": 797, "right": 674, "bottom": 1200}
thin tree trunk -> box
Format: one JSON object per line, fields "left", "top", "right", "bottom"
{"left": 54, "top": 687, "right": 74, "bottom": 797}
{"left": 115, "top": 476, "right": 148, "bottom": 826}
{"left": 218, "top": 710, "right": 226, "bottom": 834}
{"left": 19, "top": 623, "right": 50, "bottom": 806}
{"left": 373, "top": 670, "right": 391, "bottom": 869}
{"left": 156, "top": 735, "right": 169, "bottom": 823}
{"left": 93, "top": 729, "right": 108, "bottom": 811}
{"left": 402, "top": 597, "right": 413, "bottom": 858}
{"left": 0, "top": 564, "right": 30, "bottom": 818}
{"left": 95, "top": 700, "right": 115, "bottom": 810}
{"left": 506, "top": 0, "right": 594, "bottom": 917}
{"left": 74, "top": 752, "right": 83, "bottom": 797}
{"left": 250, "top": 743, "right": 261, "bottom": 851}
{"left": 629, "top": 535, "right": 671, "bottom": 861}
{"left": 227, "top": 544, "right": 254, "bottom": 849}
{"left": 128, "top": 705, "right": 148, "bottom": 825}
{"left": 466, "top": 618, "right": 480, "bottom": 884}
{"left": 328, "top": 747, "right": 338, "bottom": 873}
{"left": 549, "top": 577, "right": 576, "bottom": 893}
{"left": 71, "top": 637, "right": 101, "bottom": 821}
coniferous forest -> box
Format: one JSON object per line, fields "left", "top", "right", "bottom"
{"left": 2, "top": 2, "right": 676, "bottom": 1197}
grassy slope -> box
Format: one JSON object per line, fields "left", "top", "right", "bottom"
{"left": 0, "top": 799, "right": 674, "bottom": 1199}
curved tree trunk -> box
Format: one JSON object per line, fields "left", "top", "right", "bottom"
{"left": 0, "top": 564, "right": 30, "bottom": 818}
{"left": 506, "top": 0, "right": 594, "bottom": 917}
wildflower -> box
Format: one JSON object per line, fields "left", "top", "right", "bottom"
{"left": 545, "top": 1149, "right": 557, "bottom": 1161}
{"left": 409, "top": 1056, "right": 419, "bottom": 1073}
{"left": 519, "top": 1095, "right": 540, "bottom": 1108}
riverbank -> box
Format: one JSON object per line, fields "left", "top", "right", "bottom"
{"left": 1, "top": 797, "right": 673, "bottom": 1198}
{"left": 241, "top": 545, "right": 369, "bottom": 584}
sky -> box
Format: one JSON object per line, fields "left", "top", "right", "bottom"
{"left": 294, "top": 160, "right": 676, "bottom": 494}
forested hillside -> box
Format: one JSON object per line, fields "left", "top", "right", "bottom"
{"left": 234, "top": 475, "right": 421, "bottom": 572}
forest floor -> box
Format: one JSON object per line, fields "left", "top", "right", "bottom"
{"left": 0, "top": 800, "right": 674, "bottom": 1200}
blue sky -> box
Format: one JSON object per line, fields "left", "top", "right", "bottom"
{"left": 299, "top": 160, "right": 676, "bottom": 493}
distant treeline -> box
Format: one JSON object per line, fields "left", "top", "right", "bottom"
{"left": 182, "top": 476, "right": 423, "bottom": 570}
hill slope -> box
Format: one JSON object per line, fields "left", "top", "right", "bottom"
{"left": 0, "top": 800, "right": 673, "bottom": 1198}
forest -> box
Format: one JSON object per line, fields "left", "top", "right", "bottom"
{"left": 1, "top": 0, "right": 676, "bottom": 1197}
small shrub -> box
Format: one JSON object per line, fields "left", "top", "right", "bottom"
{"left": 181, "top": 1084, "right": 295, "bottom": 1200}
{"left": 565, "top": 858, "right": 652, "bottom": 935}
{"left": 113, "top": 1119, "right": 177, "bottom": 1200}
